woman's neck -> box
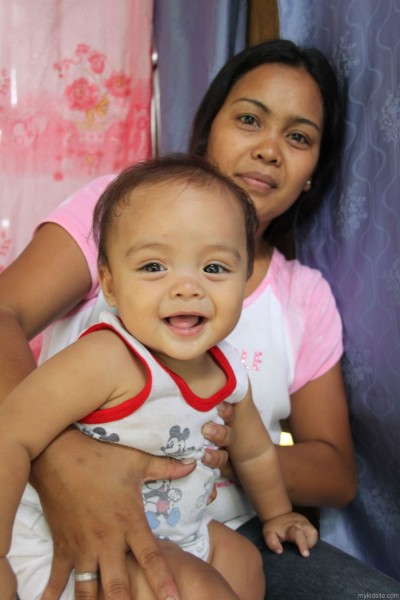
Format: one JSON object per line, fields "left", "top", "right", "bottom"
{"left": 245, "top": 239, "right": 273, "bottom": 297}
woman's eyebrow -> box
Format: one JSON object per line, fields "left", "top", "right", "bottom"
{"left": 232, "top": 97, "right": 321, "bottom": 133}
{"left": 232, "top": 97, "right": 269, "bottom": 113}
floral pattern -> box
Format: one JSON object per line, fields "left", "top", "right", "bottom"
{"left": 56, "top": 45, "right": 132, "bottom": 126}
{"left": 0, "top": 0, "right": 153, "bottom": 272}
{"left": 52, "top": 43, "right": 148, "bottom": 176}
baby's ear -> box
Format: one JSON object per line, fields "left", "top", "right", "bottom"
{"left": 98, "top": 264, "right": 117, "bottom": 307}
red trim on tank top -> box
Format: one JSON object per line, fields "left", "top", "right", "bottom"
{"left": 153, "top": 345, "right": 237, "bottom": 412}
{"left": 77, "top": 322, "right": 237, "bottom": 422}
{"left": 77, "top": 322, "right": 152, "bottom": 424}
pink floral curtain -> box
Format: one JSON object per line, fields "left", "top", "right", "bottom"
{"left": 0, "top": 0, "right": 153, "bottom": 269}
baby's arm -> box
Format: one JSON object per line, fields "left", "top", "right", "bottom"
{"left": 0, "top": 329, "right": 142, "bottom": 584}
{"left": 228, "top": 385, "right": 318, "bottom": 557}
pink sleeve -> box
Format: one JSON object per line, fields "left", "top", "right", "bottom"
{"left": 37, "top": 174, "right": 116, "bottom": 299}
{"left": 290, "top": 270, "right": 344, "bottom": 395}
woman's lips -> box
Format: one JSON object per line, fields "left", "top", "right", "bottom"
{"left": 237, "top": 172, "right": 278, "bottom": 193}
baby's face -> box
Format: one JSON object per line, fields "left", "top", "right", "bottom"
{"left": 99, "top": 179, "right": 248, "bottom": 368}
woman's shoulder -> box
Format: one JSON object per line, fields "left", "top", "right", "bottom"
{"left": 46, "top": 174, "right": 117, "bottom": 221}
{"left": 42, "top": 174, "right": 117, "bottom": 280}
{"left": 269, "top": 248, "right": 333, "bottom": 307}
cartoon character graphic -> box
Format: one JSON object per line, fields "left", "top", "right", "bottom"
{"left": 195, "top": 478, "right": 215, "bottom": 515}
{"left": 78, "top": 425, "right": 119, "bottom": 443}
{"left": 160, "top": 425, "right": 196, "bottom": 458}
{"left": 143, "top": 479, "right": 183, "bottom": 530}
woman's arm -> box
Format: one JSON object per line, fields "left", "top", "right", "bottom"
{"left": 0, "top": 223, "right": 92, "bottom": 399}
{"left": 277, "top": 362, "right": 357, "bottom": 507}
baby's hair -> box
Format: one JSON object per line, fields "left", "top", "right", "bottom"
{"left": 93, "top": 154, "right": 259, "bottom": 277}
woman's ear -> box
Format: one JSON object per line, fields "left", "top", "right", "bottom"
{"left": 98, "top": 264, "right": 117, "bottom": 307}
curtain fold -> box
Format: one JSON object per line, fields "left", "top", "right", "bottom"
{"left": 0, "top": 0, "right": 153, "bottom": 269}
{"left": 278, "top": 0, "right": 400, "bottom": 580}
{"left": 153, "top": 0, "right": 247, "bottom": 154}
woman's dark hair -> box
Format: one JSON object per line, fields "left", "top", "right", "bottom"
{"left": 189, "top": 39, "right": 344, "bottom": 258}
{"left": 93, "top": 153, "right": 259, "bottom": 278}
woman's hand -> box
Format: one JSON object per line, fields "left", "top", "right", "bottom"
{"left": 201, "top": 402, "right": 238, "bottom": 500}
{"left": 31, "top": 428, "right": 196, "bottom": 600}
{"left": 202, "top": 401, "right": 235, "bottom": 472}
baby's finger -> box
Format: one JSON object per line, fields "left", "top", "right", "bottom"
{"left": 263, "top": 529, "right": 283, "bottom": 555}
{"left": 303, "top": 524, "right": 319, "bottom": 549}
{"left": 286, "top": 525, "right": 317, "bottom": 557}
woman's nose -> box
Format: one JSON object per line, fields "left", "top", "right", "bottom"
{"left": 251, "top": 134, "right": 281, "bottom": 164}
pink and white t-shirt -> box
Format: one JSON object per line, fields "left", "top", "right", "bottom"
{"left": 37, "top": 174, "right": 343, "bottom": 527}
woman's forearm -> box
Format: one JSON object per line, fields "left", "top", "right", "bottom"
{"left": 276, "top": 440, "right": 357, "bottom": 508}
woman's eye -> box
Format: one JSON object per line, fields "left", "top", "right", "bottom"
{"left": 238, "top": 114, "right": 258, "bottom": 127}
{"left": 141, "top": 262, "right": 165, "bottom": 272}
{"left": 288, "top": 132, "right": 309, "bottom": 145}
{"left": 204, "top": 264, "right": 227, "bottom": 274}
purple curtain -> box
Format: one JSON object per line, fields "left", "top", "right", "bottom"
{"left": 153, "top": 0, "right": 247, "bottom": 154}
{"left": 279, "top": 0, "right": 400, "bottom": 580}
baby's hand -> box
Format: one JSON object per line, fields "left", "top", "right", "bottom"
{"left": 262, "top": 512, "right": 318, "bottom": 557}
{"left": 0, "top": 556, "right": 18, "bottom": 600}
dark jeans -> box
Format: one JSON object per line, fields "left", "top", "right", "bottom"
{"left": 238, "top": 517, "right": 400, "bottom": 599}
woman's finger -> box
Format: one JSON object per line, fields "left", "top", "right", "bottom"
{"left": 202, "top": 447, "right": 229, "bottom": 469}
{"left": 217, "top": 401, "right": 234, "bottom": 423}
{"left": 73, "top": 566, "right": 100, "bottom": 600}
{"left": 124, "top": 498, "right": 181, "bottom": 600}
{"left": 40, "top": 553, "right": 73, "bottom": 600}
{"left": 202, "top": 422, "right": 235, "bottom": 447}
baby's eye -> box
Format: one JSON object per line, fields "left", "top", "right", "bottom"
{"left": 204, "top": 263, "right": 227, "bottom": 274}
{"left": 141, "top": 262, "right": 165, "bottom": 272}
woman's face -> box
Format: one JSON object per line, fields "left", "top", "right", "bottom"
{"left": 206, "top": 63, "right": 323, "bottom": 234}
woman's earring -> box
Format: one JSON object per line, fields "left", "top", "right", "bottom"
{"left": 304, "top": 179, "right": 312, "bottom": 191}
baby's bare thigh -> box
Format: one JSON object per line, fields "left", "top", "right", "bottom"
{"left": 208, "top": 520, "right": 266, "bottom": 600}
{"left": 100, "top": 539, "right": 240, "bottom": 600}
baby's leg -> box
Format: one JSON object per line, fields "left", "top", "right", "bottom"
{"left": 99, "top": 539, "right": 239, "bottom": 600}
{"left": 208, "top": 520, "right": 265, "bottom": 600}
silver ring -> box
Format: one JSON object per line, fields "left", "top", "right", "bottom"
{"left": 74, "top": 571, "right": 99, "bottom": 582}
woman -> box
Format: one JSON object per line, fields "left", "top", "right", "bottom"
{"left": 0, "top": 40, "right": 398, "bottom": 600}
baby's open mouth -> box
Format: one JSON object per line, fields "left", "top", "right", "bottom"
{"left": 165, "top": 315, "right": 205, "bottom": 329}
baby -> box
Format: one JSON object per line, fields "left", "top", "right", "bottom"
{"left": 0, "top": 155, "right": 317, "bottom": 600}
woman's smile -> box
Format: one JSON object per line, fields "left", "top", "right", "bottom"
{"left": 235, "top": 170, "right": 278, "bottom": 194}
